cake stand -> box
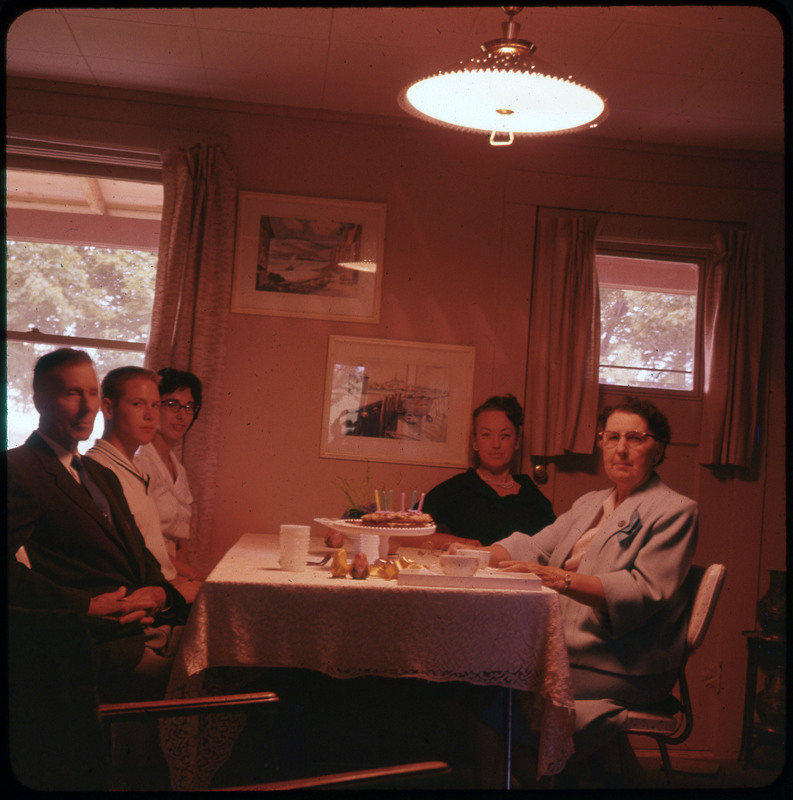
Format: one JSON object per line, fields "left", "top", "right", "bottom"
{"left": 314, "top": 517, "right": 436, "bottom": 560}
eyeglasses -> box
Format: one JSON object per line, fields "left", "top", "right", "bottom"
{"left": 599, "top": 430, "right": 659, "bottom": 448}
{"left": 160, "top": 399, "right": 200, "bottom": 416}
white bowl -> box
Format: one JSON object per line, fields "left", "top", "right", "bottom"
{"left": 439, "top": 554, "right": 480, "bottom": 577}
{"left": 457, "top": 549, "right": 490, "bottom": 569}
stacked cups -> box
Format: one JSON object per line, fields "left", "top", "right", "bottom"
{"left": 279, "top": 524, "right": 311, "bottom": 572}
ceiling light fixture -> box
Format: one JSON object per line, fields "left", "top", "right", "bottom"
{"left": 398, "top": 6, "right": 609, "bottom": 146}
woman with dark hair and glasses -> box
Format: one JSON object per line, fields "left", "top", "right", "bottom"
{"left": 455, "top": 396, "right": 697, "bottom": 787}
{"left": 408, "top": 394, "right": 555, "bottom": 551}
{"left": 135, "top": 368, "right": 207, "bottom": 597}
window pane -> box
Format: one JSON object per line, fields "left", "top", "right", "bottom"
{"left": 5, "top": 340, "right": 144, "bottom": 452}
{"left": 6, "top": 241, "right": 157, "bottom": 342}
{"left": 597, "top": 254, "right": 698, "bottom": 392}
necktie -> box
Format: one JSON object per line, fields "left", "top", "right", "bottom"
{"left": 72, "top": 456, "right": 113, "bottom": 521}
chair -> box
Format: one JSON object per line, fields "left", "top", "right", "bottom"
{"left": 99, "top": 695, "right": 454, "bottom": 790}
{"left": 619, "top": 563, "right": 727, "bottom": 785}
{"left": 9, "top": 607, "right": 452, "bottom": 791}
{"left": 102, "top": 703, "right": 452, "bottom": 790}
{"left": 8, "top": 606, "right": 280, "bottom": 791}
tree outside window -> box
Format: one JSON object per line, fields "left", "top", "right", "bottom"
{"left": 6, "top": 241, "right": 157, "bottom": 449}
{"left": 596, "top": 252, "right": 700, "bottom": 393}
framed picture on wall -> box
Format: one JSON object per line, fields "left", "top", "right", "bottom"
{"left": 321, "top": 335, "right": 476, "bottom": 467}
{"left": 231, "top": 192, "right": 386, "bottom": 322}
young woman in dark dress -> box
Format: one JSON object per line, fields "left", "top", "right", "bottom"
{"left": 415, "top": 394, "right": 555, "bottom": 550}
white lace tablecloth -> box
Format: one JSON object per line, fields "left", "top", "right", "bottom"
{"left": 164, "top": 533, "right": 575, "bottom": 788}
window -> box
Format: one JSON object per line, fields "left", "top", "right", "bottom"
{"left": 596, "top": 244, "right": 705, "bottom": 393}
{"left": 6, "top": 167, "right": 163, "bottom": 450}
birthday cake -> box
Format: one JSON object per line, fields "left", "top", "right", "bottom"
{"left": 358, "top": 510, "right": 435, "bottom": 528}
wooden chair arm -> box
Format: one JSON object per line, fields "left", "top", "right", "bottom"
{"left": 222, "top": 761, "right": 452, "bottom": 791}
{"left": 98, "top": 691, "right": 278, "bottom": 722}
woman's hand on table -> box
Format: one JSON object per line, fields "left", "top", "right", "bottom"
{"left": 500, "top": 561, "right": 608, "bottom": 612}
{"left": 499, "top": 561, "right": 568, "bottom": 591}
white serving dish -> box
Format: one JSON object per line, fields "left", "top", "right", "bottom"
{"left": 397, "top": 570, "right": 543, "bottom": 591}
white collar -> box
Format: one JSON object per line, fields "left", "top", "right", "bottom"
{"left": 89, "top": 439, "right": 150, "bottom": 490}
{"left": 37, "top": 430, "right": 78, "bottom": 474}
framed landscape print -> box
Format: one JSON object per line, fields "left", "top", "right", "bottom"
{"left": 321, "top": 335, "right": 476, "bottom": 467}
{"left": 231, "top": 192, "right": 385, "bottom": 322}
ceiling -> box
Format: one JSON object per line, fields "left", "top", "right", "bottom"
{"left": 5, "top": 6, "right": 786, "bottom": 155}
{"left": 6, "top": 168, "right": 163, "bottom": 218}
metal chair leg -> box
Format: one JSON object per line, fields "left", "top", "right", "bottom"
{"left": 657, "top": 741, "right": 674, "bottom": 786}
{"left": 504, "top": 687, "right": 513, "bottom": 790}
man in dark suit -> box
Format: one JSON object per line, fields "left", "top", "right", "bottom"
{"left": 7, "top": 348, "right": 188, "bottom": 701}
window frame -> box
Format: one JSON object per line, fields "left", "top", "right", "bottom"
{"left": 5, "top": 146, "right": 162, "bottom": 355}
{"left": 5, "top": 147, "right": 163, "bottom": 449}
{"left": 595, "top": 238, "right": 710, "bottom": 401}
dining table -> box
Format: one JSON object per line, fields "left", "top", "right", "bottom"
{"left": 162, "top": 532, "right": 575, "bottom": 789}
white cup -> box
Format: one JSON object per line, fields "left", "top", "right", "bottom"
{"left": 280, "top": 524, "right": 311, "bottom": 572}
{"left": 457, "top": 548, "right": 490, "bottom": 570}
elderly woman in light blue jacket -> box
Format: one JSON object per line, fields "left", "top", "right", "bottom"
{"left": 457, "top": 396, "right": 698, "bottom": 785}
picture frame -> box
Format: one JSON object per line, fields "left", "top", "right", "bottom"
{"left": 231, "top": 192, "right": 385, "bottom": 322}
{"left": 321, "top": 335, "right": 476, "bottom": 467}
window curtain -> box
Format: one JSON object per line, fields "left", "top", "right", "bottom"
{"left": 145, "top": 144, "right": 236, "bottom": 571}
{"left": 524, "top": 211, "right": 602, "bottom": 457}
{"left": 700, "top": 229, "right": 765, "bottom": 468}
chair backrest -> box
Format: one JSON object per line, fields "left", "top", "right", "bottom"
{"left": 685, "top": 563, "right": 727, "bottom": 652}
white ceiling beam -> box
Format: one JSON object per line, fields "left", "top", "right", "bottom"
{"left": 80, "top": 176, "right": 107, "bottom": 215}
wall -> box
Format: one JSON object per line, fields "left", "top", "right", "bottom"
{"left": 6, "top": 79, "right": 785, "bottom": 762}
{"left": 500, "top": 148, "right": 786, "bottom": 762}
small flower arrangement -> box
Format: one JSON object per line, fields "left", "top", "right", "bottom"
{"left": 336, "top": 465, "right": 379, "bottom": 519}
{"left": 343, "top": 502, "right": 377, "bottom": 520}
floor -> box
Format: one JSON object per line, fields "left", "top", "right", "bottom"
{"left": 636, "top": 755, "right": 785, "bottom": 791}
{"left": 208, "top": 748, "right": 787, "bottom": 792}
{"left": 205, "top": 707, "right": 788, "bottom": 792}
{"left": 113, "top": 721, "right": 788, "bottom": 792}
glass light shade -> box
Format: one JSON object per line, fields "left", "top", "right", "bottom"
{"left": 402, "top": 69, "right": 607, "bottom": 135}
{"left": 398, "top": 22, "right": 609, "bottom": 139}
